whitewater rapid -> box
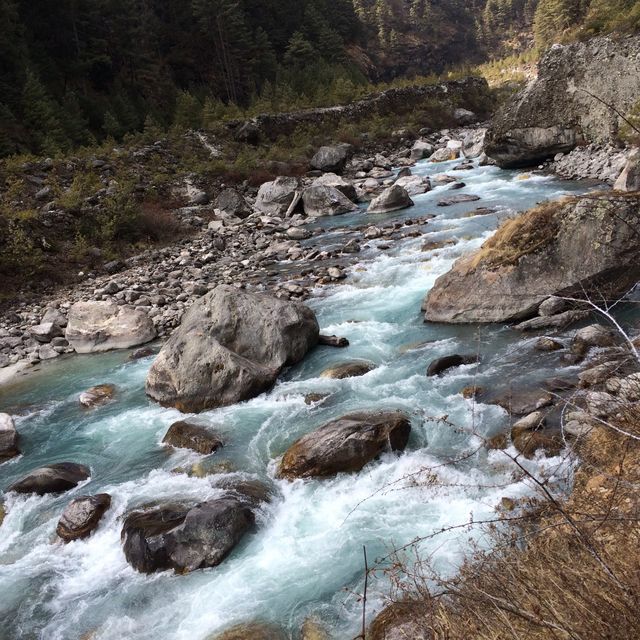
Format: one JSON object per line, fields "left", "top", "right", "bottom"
{"left": 0, "top": 160, "right": 592, "bottom": 639}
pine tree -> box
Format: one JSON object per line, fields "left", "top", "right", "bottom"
{"left": 284, "top": 31, "right": 317, "bottom": 67}
{"left": 172, "top": 91, "right": 202, "bottom": 130}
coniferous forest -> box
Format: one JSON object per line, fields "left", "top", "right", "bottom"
{"left": 1, "top": 0, "right": 639, "bottom": 157}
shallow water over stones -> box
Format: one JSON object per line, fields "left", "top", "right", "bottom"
{"left": 0, "top": 159, "right": 594, "bottom": 639}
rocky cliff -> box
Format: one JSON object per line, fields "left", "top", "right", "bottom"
{"left": 423, "top": 194, "right": 640, "bottom": 324}
{"left": 485, "top": 36, "right": 640, "bottom": 168}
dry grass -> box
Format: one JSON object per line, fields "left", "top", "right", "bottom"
{"left": 469, "top": 199, "right": 571, "bottom": 271}
{"left": 372, "top": 379, "right": 640, "bottom": 640}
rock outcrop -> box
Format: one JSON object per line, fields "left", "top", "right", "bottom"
{"left": 121, "top": 497, "right": 254, "bottom": 573}
{"left": 0, "top": 413, "right": 19, "bottom": 462}
{"left": 57, "top": 494, "right": 112, "bottom": 541}
{"left": 424, "top": 195, "right": 640, "bottom": 324}
{"left": 485, "top": 36, "right": 640, "bottom": 168}
{"left": 8, "top": 463, "right": 90, "bottom": 495}
{"left": 65, "top": 302, "right": 156, "bottom": 353}
{"left": 278, "top": 411, "right": 411, "bottom": 479}
{"left": 302, "top": 185, "right": 359, "bottom": 217}
{"left": 146, "top": 285, "right": 319, "bottom": 412}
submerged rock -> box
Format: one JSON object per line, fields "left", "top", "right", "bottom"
{"left": 162, "top": 421, "right": 224, "bottom": 455}
{"left": 302, "top": 185, "right": 358, "bottom": 217}
{"left": 278, "top": 411, "right": 411, "bottom": 479}
{"left": 79, "top": 384, "right": 116, "bottom": 408}
{"left": 121, "top": 497, "right": 254, "bottom": 574}
{"left": 146, "top": 285, "right": 319, "bottom": 413}
{"left": 318, "top": 335, "right": 349, "bottom": 348}
{"left": 367, "top": 185, "right": 414, "bottom": 214}
{"left": 427, "top": 354, "right": 478, "bottom": 377}
{"left": 66, "top": 302, "right": 156, "bottom": 353}
{"left": 424, "top": 195, "right": 640, "bottom": 324}
{"left": 8, "top": 463, "right": 90, "bottom": 495}
{"left": 57, "top": 494, "right": 112, "bottom": 542}
{"left": 0, "top": 413, "right": 19, "bottom": 462}
{"left": 208, "top": 623, "right": 287, "bottom": 640}
{"left": 437, "top": 194, "right": 480, "bottom": 207}
{"left": 320, "top": 361, "right": 376, "bottom": 379}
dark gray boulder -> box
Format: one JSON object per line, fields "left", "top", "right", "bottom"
{"left": 146, "top": 285, "right": 319, "bottom": 413}
{"left": 427, "top": 354, "right": 479, "bottom": 377}
{"left": 215, "top": 188, "right": 251, "bottom": 219}
{"left": 162, "top": 421, "right": 224, "bottom": 454}
{"left": 57, "top": 494, "right": 112, "bottom": 542}
{"left": 121, "top": 497, "right": 254, "bottom": 573}
{"left": 310, "top": 144, "right": 352, "bottom": 173}
{"left": 278, "top": 411, "right": 411, "bottom": 479}
{"left": 8, "top": 463, "right": 90, "bottom": 495}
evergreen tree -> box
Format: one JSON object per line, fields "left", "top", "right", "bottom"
{"left": 284, "top": 31, "right": 317, "bottom": 68}
{"left": 172, "top": 91, "right": 202, "bottom": 130}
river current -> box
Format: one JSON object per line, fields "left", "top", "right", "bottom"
{"left": 0, "top": 159, "right": 593, "bottom": 639}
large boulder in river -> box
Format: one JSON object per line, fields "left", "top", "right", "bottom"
{"left": 146, "top": 285, "right": 319, "bottom": 413}
{"left": 485, "top": 36, "right": 640, "bottom": 168}
{"left": 8, "top": 463, "right": 90, "bottom": 495}
{"left": 311, "top": 172, "right": 357, "bottom": 201}
{"left": 57, "top": 494, "right": 111, "bottom": 542}
{"left": 79, "top": 384, "right": 116, "bottom": 408}
{"left": 310, "top": 144, "right": 352, "bottom": 173}
{"left": 65, "top": 301, "right": 156, "bottom": 353}
{"left": 0, "top": 413, "right": 19, "bottom": 462}
{"left": 367, "top": 185, "right": 414, "bottom": 214}
{"left": 302, "top": 185, "right": 359, "bottom": 217}
{"left": 162, "top": 421, "right": 223, "bottom": 454}
{"left": 424, "top": 195, "right": 640, "bottom": 324}
{"left": 278, "top": 411, "right": 411, "bottom": 479}
{"left": 121, "top": 497, "right": 254, "bottom": 573}
{"left": 255, "top": 176, "right": 301, "bottom": 216}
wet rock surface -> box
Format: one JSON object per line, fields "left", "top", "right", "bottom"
{"left": 278, "top": 411, "right": 411, "bottom": 479}
{"left": 0, "top": 413, "right": 20, "bottom": 462}
{"left": 57, "top": 494, "right": 112, "bottom": 542}
{"left": 162, "top": 421, "right": 224, "bottom": 454}
{"left": 8, "top": 462, "right": 91, "bottom": 495}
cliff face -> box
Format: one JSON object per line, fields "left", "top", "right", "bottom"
{"left": 423, "top": 194, "right": 640, "bottom": 324}
{"left": 485, "top": 35, "right": 640, "bottom": 168}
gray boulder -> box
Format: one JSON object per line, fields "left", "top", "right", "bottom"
{"left": 278, "top": 411, "right": 411, "bottom": 479}
{"left": 485, "top": 36, "right": 640, "bottom": 168}
{"left": 41, "top": 307, "right": 67, "bottom": 327}
{"left": 320, "top": 361, "right": 376, "bottom": 379}
{"left": 614, "top": 149, "right": 640, "bottom": 192}
{"left": 311, "top": 173, "right": 357, "bottom": 201}
{"left": 394, "top": 175, "right": 431, "bottom": 195}
{"left": 254, "top": 176, "right": 301, "bottom": 216}
{"left": 424, "top": 194, "right": 640, "bottom": 323}
{"left": 66, "top": 302, "right": 156, "bottom": 353}
{"left": 121, "top": 497, "right": 254, "bottom": 573}
{"left": 57, "top": 494, "right": 112, "bottom": 542}
{"left": 215, "top": 188, "right": 251, "bottom": 219}
{"left": 310, "top": 144, "right": 352, "bottom": 173}
{"left": 410, "top": 140, "right": 435, "bottom": 162}
{"left": 30, "top": 322, "right": 64, "bottom": 343}
{"left": 146, "top": 285, "right": 319, "bottom": 413}
{"left": 367, "top": 185, "right": 414, "bottom": 214}
{"left": 302, "top": 185, "right": 358, "bottom": 217}
{"left": 8, "top": 463, "right": 90, "bottom": 495}
{"left": 79, "top": 384, "right": 116, "bottom": 408}
{"left": 0, "top": 413, "right": 19, "bottom": 462}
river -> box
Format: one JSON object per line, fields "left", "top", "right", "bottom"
{"left": 0, "top": 158, "right": 594, "bottom": 639}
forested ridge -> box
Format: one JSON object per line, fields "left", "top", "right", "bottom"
{"left": 1, "top": 0, "right": 639, "bottom": 157}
